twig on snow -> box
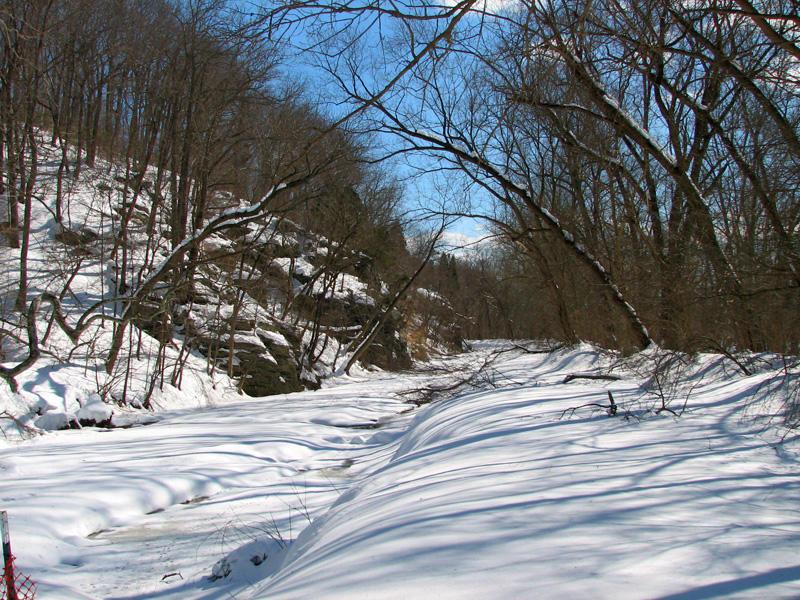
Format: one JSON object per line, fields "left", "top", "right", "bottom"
{"left": 563, "top": 373, "right": 621, "bottom": 384}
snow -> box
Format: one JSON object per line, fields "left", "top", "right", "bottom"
{"left": 318, "top": 271, "right": 375, "bottom": 306}
{"left": 32, "top": 411, "right": 76, "bottom": 431}
{"left": 0, "top": 342, "right": 798, "bottom": 599}
{"left": 259, "top": 329, "right": 290, "bottom": 347}
{"left": 272, "top": 256, "right": 316, "bottom": 280}
{"left": 271, "top": 253, "right": 376, "bottom": 306}
{"left": 259, "top": 346, "right": 800, "bottom": 599}
{"left": 1, "top": 136, "right": 798, "bottom": 600}
{"left": 415, "top": 286, "right": 448, "bottom": 304}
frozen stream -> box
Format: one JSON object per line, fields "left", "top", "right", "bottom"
{"left": 3, "top": 344, "right": 800, "bottom": 600}
{"left": 1, "top": 356, "right": 458, "bottom": 600}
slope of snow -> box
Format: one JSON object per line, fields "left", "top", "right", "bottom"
{"left": 0, "top": 139, "right": 242, "bottom": 427}
{"left": 0, "top": 135, "right": 397, "bottom": 431}
{"left": 0, "top": 342, "right": 798, "bottom": 599}
{"left": 257, "top": 344, "right": 800, "bottom": 599}
{"left": 0, "top": 363, "right": 421, "bottom": 599}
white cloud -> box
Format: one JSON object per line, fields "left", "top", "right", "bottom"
{"left": 438, "top": 229, "right": 498, "bottom": 256}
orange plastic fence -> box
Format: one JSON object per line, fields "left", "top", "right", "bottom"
{"left": 1, "top": 555, "right": 36, "bottom": 600}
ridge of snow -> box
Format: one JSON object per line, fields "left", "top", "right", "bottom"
{"left": 2, "top": 343, "right": 797, "bottom": 599}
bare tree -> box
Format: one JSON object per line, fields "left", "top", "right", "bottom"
{"left": 262, "top": 0, "right": 800, "bottom": 353}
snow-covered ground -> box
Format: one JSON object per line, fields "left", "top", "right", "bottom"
{"left": 0, "top": 135, "right": 391, "bottom": 426}
{"left": 1, "top": 341, "right": 799, "bottom": 599}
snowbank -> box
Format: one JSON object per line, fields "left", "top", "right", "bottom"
{"left": 255, "top": 346, "right": 800, "bottom": 599}
{"left": 1, "top": 343, "right": 798, "bottom": 600}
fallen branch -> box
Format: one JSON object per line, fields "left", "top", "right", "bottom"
{"left": 403, "top": 342, "right": 570, "bottom": 405}
{"left": 563, "top": 373, "right": 621, "bottom": 384}
{"left": 0, "top": 411, "right": 39, "bottom": 438}
{"left": 510, "top": 342, "right": 566, "bottom": 354}
{"left": 398, "top": 349, "right": 506, "bottom": 406}
{"left": 561, "top": 391, "right": 618, "bottom": 419}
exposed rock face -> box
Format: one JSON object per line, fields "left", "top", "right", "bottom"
{"left": 295, "top": 292, "right": 412, "bottom": 372}
{"left": 124, "top": 215, "right": 415, "bottom": 398}
{"left": 87, "top": 175, "right": 417, "bottom": 399}
{"left": 173, "top": 302, "right": 305, "bottom": 397}
{"left": 246, "top": 334, "right": 303, "bottom": 396}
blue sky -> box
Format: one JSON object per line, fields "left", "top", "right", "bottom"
{"left": 231, "top": 0, "right": 499, "bottom": 242}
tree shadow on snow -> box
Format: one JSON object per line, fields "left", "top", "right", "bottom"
{"left": 651, "top": 564, "right": 800, "bottom": 599}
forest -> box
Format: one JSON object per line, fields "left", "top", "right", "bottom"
{"left": 2, "top": 2, "right": 800, "bottom": 599}
{"left": 1, "top": 0, "right": 799, "bottom": 398}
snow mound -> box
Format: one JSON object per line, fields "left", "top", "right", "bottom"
{"left": 254, "top": 345, "right": 800, "bottom": 600}
{"left": 1, "top": 343, "right": 798, "bottom": 600}
{"left": 209, "top": 537, "right": 287, "bottom": 583}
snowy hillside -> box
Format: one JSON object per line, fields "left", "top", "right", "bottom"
{"left": 0, "top": 137, "right": 417, "bottom": 437}
{"left": 1, "top": 341, "right": 798, "bottom": 599}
